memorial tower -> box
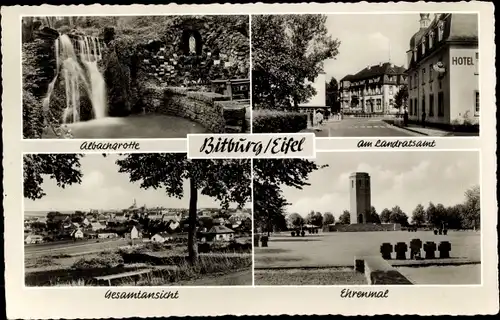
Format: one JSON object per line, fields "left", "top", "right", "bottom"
{"left": 349, "top": 172, "right": 371, "bottom": 224}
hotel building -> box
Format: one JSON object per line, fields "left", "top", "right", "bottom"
{"left": 406, "top": 13, "right": 479, "bottom": 126}
{"left": 340, "top": 62, "right": 406, "bottom": 114}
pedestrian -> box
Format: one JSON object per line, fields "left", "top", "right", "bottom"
{"left": 403, "top": 107, "right": 409, "bottom": 127}
{"left": 421, "top": 111, "right": 426, "bottom": 128}
{"left": 316, "top": 111, "right": 324, "bottom": 126}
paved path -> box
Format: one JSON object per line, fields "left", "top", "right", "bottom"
{"left": 313, "top": 118, "right": 417, "bottom": 137}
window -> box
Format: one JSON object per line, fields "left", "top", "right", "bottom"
{"left": 422, "top": 68, "right": 426, "bottom": 84}
{"left": 475, "top": 52, "right": 479, "bottom": 75}
{"left": 388, "top": 76, "right": 393, "bottom": 82}
{"left": 415, "top": 98, "right": 418, "bottom": 115}
{"left": 422, "top": 95, "right": 426, "bottom": 114}
{"left": 429, "top": 31, "right": 434, "bottom": 48}
{"left": 414, "top": 46, "right": 418, "bottom": 61}
{"left": 429, "top": 63, "right": 433, "bottom": 82}
{"left": 389, "top": 86, "right": 393, "bottom": 95}
{"left": 475, "top": 91, "right": 480, "bottom": 115}
{"left": 377, "top": 99, "right": 382, "bottom": 111}
{"left": 429, "top": 94, "right": 434, "bottom": 116}
{"left": 422, "top": 38, "right": 426, "bottom": 55}
{"left": 438, "top": 92, "right": 444, "bottom": 116}
{"left": 409, "top": 99, "right": 413, "bottom": 115}
{"left": 438, "top": 21, "right": 444, "bottom": 41}
{"left": 389, "top": 98, "right": 394, "bottom": 108}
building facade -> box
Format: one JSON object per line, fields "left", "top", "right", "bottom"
{"left": 406, "top": 13, "right": 479, "bottom": 125}
{"left": 349, "top": 172, "right": 371, "bottom": 224}
{"left": 340, "top": 63, "right": 406, "bottom": 114}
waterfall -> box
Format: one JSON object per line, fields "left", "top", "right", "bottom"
{"left": 42, "top": 34, "right": 107, "bottom": 124}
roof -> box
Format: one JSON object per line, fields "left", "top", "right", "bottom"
{"left": 208, "top": 225, "right": 235, "bottom": 234}
{"left": 408, "top": 14, "right": 478, "bottom": 70}
{"left": 344, "top": 63, "right": 405, "bottom": 82}
{"left": 154, "top": 232, "right": 171, "bottom": 238}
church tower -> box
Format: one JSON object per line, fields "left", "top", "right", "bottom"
{"left": 419, "top": 13, "right": 431, "bottom": 29}
{"left": 349, "top": 172, "right": 371, "bottom": 224}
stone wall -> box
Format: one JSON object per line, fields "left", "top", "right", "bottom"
{"left": 355, "top": 256, "right": 413, "bottom": 285}
{"left": 141, "top": 84, "right": 248, "bottom": 133}
{"left": 137, "top": 16, "right": 249, "bottom": 86}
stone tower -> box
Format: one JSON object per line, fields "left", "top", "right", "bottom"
{"left": 349, "top": 172, "right": 371, "bottom": 224}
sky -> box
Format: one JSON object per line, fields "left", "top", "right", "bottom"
{"left": 25, "top": 154, "right": 252, "bottom": 212}
{"left": 322, "top": 13, "right": 423, "bottom": 82}
{"left": 283, "top": 151, "right": 479, "bottom": 219}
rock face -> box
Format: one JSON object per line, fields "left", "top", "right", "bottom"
{"left": 137, "top": 16, "right": 250, "bottom": 86}
{"left": 103, "top": 47, "right": 133, "bottom": 117}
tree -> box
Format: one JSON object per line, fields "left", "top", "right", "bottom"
{"left": 252, "top": 14, "right": 340, "bottom": 109}
{"left": 323, "top": 212, "right": 335, "bottom": 225}
{"left": 411, "top": 204, "right": 426, "bottom": 226}
{"left": 425, "top": 202, "right": 439, "bottom": 227}
{"left": 308, "top": 212, "right": 323, "bottom": 227}
{"left": 23, "top": 154, "right": 84, "bottom": 200}
{"left": 394, "top": 84, "right": 409, "bottom": 111}
{"left": 380, "top": 208, "right": 391, "bottom": 223}
{"left": 389, "top": 205, "right": 409, "bottom": 226}
{"left": 368, "top": 206, "right": 381, "bottom": 224}
{"left": 461, "top": 185, "right": 480, "bottom": 230}
{"left": 253, "top": 159, "right": 326, "bottom": 234}
{"left": 326, "top": 77, "right": 340, "bottom": 113}
{"left": 338, "top": 210, "right": 350, "bottom": 224}
{"left": 116, "top": 154, "right": 251, "bottom": 263}
{"left": 288, "top": 213, "right": 305, "bottom": 228}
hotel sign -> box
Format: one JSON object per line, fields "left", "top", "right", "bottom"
{"left": 452, "top": 56, "right": 474, "bottom": 66}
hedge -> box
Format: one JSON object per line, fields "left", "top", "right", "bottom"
{"left": 252, "top": 109, "right": 308, "bottom": 133}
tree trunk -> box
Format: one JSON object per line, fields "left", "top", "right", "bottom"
{"left": 187, "top": 177, "right": 199, "bottom": 264}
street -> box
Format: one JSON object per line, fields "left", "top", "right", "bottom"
{"left": 314, "top": 117, "right": 416, "bottom": 137}
{"left": 25, "top": 238, "right": 128, "bottom": 257}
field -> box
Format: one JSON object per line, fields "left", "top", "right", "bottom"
{"left": 254, "top": 230, "right": 481, "bottom": 285}
{"left": 25, "top": 239, "right": 252, "bottom": 286}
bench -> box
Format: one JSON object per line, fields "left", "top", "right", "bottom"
{"left": 94, "top": 269, "right": 152, "bottom": 286}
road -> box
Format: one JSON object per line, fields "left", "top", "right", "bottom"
{"left": 314, "top": 118, "right": 416, "bottom": 137}
{"left": 25, "top": 238, "right": 128, "bottom": 257}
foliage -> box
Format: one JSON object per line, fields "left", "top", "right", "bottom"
{"left": 252, "top": 109, "right": 308, "bottom": 133}
{"left": 411, "top": 204, "right": 426, "bottom": 226}
{"left": 389, "top": 205, "right": 409, "bottom": 226}
{"left": 23, "top": 154, "right": 84, "bottom": 200}
{"left": 72, "top": 253, "right": 124, "bottom": 269}
{"left": 461, "top": 185, "right": 480, "bottom": 230}
{"left": 380, "top": 208, "right": 391, "bottom": 223}
{"left": 252, "top": 14, "right": 340, "bottom": 109}
{"left": 323, "top": 212, "right": 335, "bottom": 225}
{"left": 326, "top": 77, "right": 340, "bottom": 113}
{"left": 287, "top": 213, "right": 305, "bottom": 228}
{"left": 115, "top": 153, "right": 251, "bottom": 262}
{"left": 338, "top": 210, "right": 350, "bottom": 224}
{"left": 306, "top": 211, "right": 323, "bottom": 227}
{"left": 368, "top": 206, "right": 381, "bottom": 224}
{"left": 394, "top": 84, "right": 409, "bottom": 110}
{"left": 253, "top": 159, "right": 326, "bottom": 233}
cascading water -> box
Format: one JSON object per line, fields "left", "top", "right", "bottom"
{"left": 42, "top": 34, "right": 107, "bottom": 125}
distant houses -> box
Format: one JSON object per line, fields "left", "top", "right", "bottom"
{"left": 23, "top": 205, "right": 251, "bottom": 244}
{"left": 151, "top": 232, "right": 172, "bottom": 243}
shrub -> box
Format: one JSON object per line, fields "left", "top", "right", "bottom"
{"left": 72, "top": 253, "right": 124, "bottom": 269}
{"left": 252, "top": 109, "right": 307, "bottom": 133}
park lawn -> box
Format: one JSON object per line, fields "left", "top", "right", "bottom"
{"left": 255, "top": 230, "right": 481, "bottom": 269}
{"left": 255, "top": 268, "right": 367, "bottom": 285}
